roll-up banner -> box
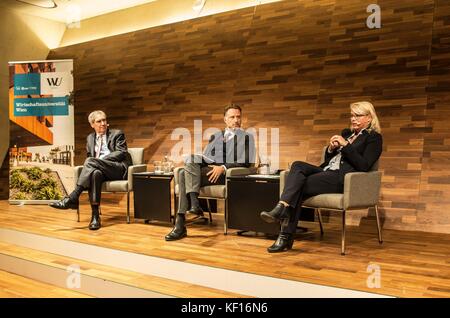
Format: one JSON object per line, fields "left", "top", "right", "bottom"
{"left": 8, "top": 60, "right": 74, "bottom": 204}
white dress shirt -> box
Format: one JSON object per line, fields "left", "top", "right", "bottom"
{"left": 221, "top": 128, "right": 241, "bottom": 173}
{"left": 95, "top": 134, "right": 110, "bottom": 159}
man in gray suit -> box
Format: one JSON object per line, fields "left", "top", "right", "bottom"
{"left": 49, "top": 110, "right": 132, "bottom": 230}
{"left": 165, "top": 104, "right": 255, "bottom": 241}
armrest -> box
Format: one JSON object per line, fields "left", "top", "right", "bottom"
{"left": 225, "top": 167, "right": 256, "bottom": 178}
{"left": 73, "top": 166, "right": 84, "bottom": 186}
{"left": 280, "top": 170, "right": 289, "bottom": 196}
{"left": 343, "top": 171, "right": 382, "bottom": 210}
{"left": 127, "top": 164, "right": 147, "bottom": 191}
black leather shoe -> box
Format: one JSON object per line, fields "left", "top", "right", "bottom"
{"left": 89, "top": 214, "right": 101, "bottom": 230}
{"left": 165, "top": 215, "right": 187, "bottom": 241}
{"left": 260, "top": 203, "right": 288, "bottom": 223}
{"left": 187, "top": 206, "right": 204, "bottom": 217}
{"left": 267, "top": 233, "right": 294, "bottom": 253}
{"left": 49, "top": 197, "right": 79, "bottom": 210}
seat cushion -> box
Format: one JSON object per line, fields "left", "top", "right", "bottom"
{"left": 102, "top": 181, "right": 129, "bottom": 192}
{"left": 174, "top": 184, "right": 225, "bottom": 198}
{"left": 302, "top": 193, "right": 343, "bottom": 210}
{"left": 199, "top": 185, "right": 226, "bottom": 198}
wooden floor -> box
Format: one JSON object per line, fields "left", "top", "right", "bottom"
{"left": 0, "top": 199, "right": 449, "bottom": 298}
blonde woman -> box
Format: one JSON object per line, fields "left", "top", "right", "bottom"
{"left": 260, "top": 101, "right": 382, "bottom": 253}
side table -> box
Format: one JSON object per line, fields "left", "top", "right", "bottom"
{"left": 133, "top": 172, "right": 174, "bottom": 224}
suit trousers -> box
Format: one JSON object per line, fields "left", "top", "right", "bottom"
{"left": 177, "top": 155, "right": 225, "bottom": 215}
{"left": 77, "top": 157, "right": 126, "bottom": 205}
{"left": 279, "top": 161, "right": 342, "bottom": 234}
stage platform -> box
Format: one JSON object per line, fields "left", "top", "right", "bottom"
{"left": 0, "top": 199, "right": 449, "bottom": 298}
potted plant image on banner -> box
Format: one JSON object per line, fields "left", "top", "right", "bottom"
{"left": 8, "top": 60, "right": 75, "bottom": 204}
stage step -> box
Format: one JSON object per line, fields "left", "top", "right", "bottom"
{"left": 0, "top": 239, "right": 247, "bottom": 298}
{"left": 0, "top": 269, "right": 91, "bottom": 298}
{"left": 0, "top": 227, "right": 389, "bottom": 298}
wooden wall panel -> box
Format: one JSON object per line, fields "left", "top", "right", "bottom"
{"left": 232, "top": 0, "right": 335, "bottom": 168}
{"left": 419, "top": 0, "right": 450, "bottom": 233}
{"left": 317, "top": 0, "right": 435, "bottom": 229}
{"left": 42, "top": 0, "right": 450, "bottom": 233}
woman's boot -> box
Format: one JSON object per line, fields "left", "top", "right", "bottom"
{"left": 260, "top": 203, "right": 290, "bottom": 223}
{"left": 267, "top": 232, "right": 294, "bottom": 253}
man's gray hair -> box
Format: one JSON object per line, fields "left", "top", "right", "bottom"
{"left": 88, "top": 110, "right": 106, "bottom": 124}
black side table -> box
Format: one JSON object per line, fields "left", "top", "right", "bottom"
{"left": 133, "top": 172, "right": 174, "bottom": 224}
{"left": 227, "top": 175, "right": 314, "bottom": 235}
{"left": 226, "top": 175, "right": 281, "bottom": 235}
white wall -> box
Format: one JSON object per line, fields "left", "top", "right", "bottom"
{"left": 60, "top": 0, "right": 282, "bottom": 47}
{"left": 0, "top": 7, "right": 66, "bottom": 164}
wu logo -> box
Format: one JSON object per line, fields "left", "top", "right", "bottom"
{"left": 46, "top": 77, "right": 63, "bottom": 86}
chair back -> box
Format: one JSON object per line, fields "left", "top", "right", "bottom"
{"left": 128, "top": 148, "right": 144, "bottom": 165}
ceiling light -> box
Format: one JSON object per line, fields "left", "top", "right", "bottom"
{"left": 16, "top": 0, "right": 57, "bottom": 9}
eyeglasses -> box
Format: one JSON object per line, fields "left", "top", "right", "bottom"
{"left": 350, "top": 113, "right": 367, "bottom": 119}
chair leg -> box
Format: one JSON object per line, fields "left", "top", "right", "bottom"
{"left": 206, "top": 199, "right": 213, "bottom": 223}
{"left": 77, "top": 206, "right": 80, "bottom": 222}
{"left": 341, "top": 210, "right": 346, "bottom": 256}
{"left": 317, "top": 209, "right": 324, "bottom": 235}
{"left": 127, "top": 191, "right": 130, "bottom": 224}
{"left": 374, "top": 205, "right": 383, "bottom": 244}
{"left": 224, "top": 199, "right": 228, "bottom": 235}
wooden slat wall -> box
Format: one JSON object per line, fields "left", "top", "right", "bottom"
{"left": 419, "top": 0, "right": 450, "bottom": 233}
{"left": 37, "top": 0, "right": 450, "bottom": 233}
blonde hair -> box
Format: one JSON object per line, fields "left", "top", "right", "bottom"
{"left": 350, "top": 101, "right": 381, "bottom": 133}
{"left": 88, "top": 110, "right": 106, "bottom": 124}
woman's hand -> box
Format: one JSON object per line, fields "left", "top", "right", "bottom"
{"left": 330, "top": 135, "right": 349, "bottom": 147}
{"left": 328, "top": 139, "right": 339, "bottom": 152}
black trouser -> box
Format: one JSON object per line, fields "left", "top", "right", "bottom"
{"left": 280, "top": 161, "right": 343, "bottom": 234}
{"left": 77, "top": 157, "right": 126, "bottom": 205}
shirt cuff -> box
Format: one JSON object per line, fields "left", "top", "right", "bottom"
{"left": 221, "top": 165, "right": 227, "bottom": 174}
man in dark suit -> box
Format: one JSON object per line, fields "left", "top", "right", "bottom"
{"left": 49, "top": 110, "right": 132, "bottom": 230}
{"left": 165, "top": 104, "right": 256, "bottom": 241}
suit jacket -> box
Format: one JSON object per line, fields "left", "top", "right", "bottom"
{"left": 320, "top": 129, "right": 383, "bottom": 184}
{"left": 203, "top": 129, "right": 256, "bottom": 169}
{"left": 86, "top": 129, "right": 133, "bottom": 179}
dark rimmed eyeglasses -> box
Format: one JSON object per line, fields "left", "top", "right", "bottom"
{"left": 350, "top": 113, "right": 367, "bottom": 119}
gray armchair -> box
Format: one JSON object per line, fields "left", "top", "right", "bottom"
{"left": 174, "top": 165, "right": 257, "bottom": 233}
{"left": 74, "top": 148, "right": 147, "bottom": 223}
{"left": 280, "top": 147, "right": 383, "bottom": 255}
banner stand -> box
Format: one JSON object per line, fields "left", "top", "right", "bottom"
{"left": 8, "top": 60, "right": 74, "bottom": 205}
